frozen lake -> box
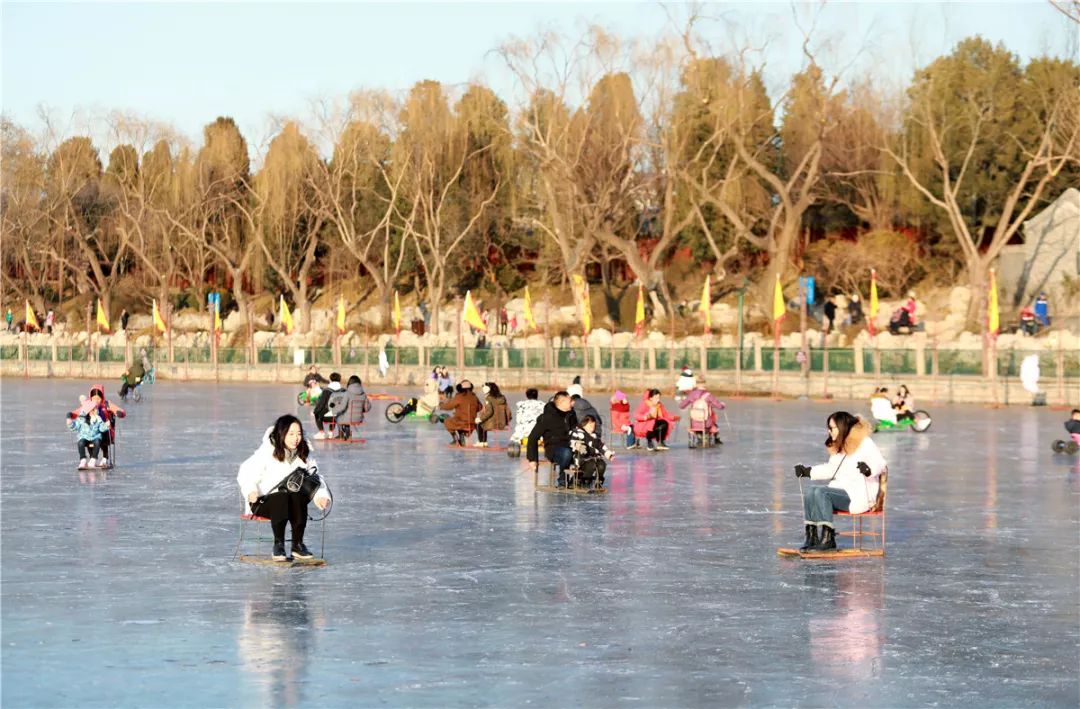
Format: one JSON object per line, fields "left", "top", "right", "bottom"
{"left": 2, "top": 378, "right": 1077, "bottom": 707}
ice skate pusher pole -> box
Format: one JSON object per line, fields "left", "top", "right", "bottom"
{"left": 722, "top": 408, "right": 732, "bottom": 431}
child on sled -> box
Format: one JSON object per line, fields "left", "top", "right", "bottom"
{"left": 68, "top": 397, "right": 111, "bottom": 469}
{"left": 569, "top": 414, "right": 613, "bottom": 489}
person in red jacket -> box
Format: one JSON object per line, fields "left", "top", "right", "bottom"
{"left": 631, "top": 389, "right": 679, "bottom": 451}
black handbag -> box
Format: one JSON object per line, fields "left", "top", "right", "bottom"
{"left": 283, "top": 467, "right": 322, "bottom": 502}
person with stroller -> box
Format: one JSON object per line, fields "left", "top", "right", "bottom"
{"left": 793, "top": 411, "right": 887, "bottom": 552}
{"left": 312, "top": 372, "right": 343, "bottom": 439}
{"left": 510, "top": 388, "right": 545, "bottom": 447}
{"left": 70, "top": 385, "right": 125, "bottom": 468}
{"left": 678, "top": 379, "right": 726, "bottom": 446}
{"left": 474, "top": 382, "right": 510, "bottom": 448}
{"left": 631, "top": 389, "right": 678, "bottom": 451}
{"left": 526, "top": 391, "right": 577, "bottom": 487}
{"left": 68, "top": 397, "right": 110, "bottom": 470}
{"left": 569, "top": 414, "right": 613, "bottom": 489}
{"left": 440, "top": 380, "right": 481, "bottom": 446}
{"left": 237, "top": 414, "right": 331, "bottom": 561}
{"left": 609, "top": 390, "right": 634, "bottom": 448}
{"left": 327, "top": 375, "right": 371, "bottom": 439}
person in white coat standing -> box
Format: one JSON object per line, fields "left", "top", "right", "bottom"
{"left": 793, "top": 412, "right": 887, "bottom": 552}
{"left": 237, "top": 414, "right": 331, "bottom": 561}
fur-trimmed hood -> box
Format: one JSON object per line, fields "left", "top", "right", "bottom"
{"left": 829, "top": 417, "right": 872, "bottom": 456}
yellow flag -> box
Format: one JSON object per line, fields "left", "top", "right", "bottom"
{"left": 279, "top": 296, "right": 293, "bottom": 335}
{"left": 153, "top": 299, "right": 167, "bottom": 333}
{"left": 392, "top": 291, "right": 402, "bottom": 334}
{"left": 869, "top": 269, "right": 879, "bottom": 318}
{"left": 572, "top": 274, "right": 592, "bottom": 336}
{"left": 96, "top": 299, "right": 110, "bottom": 332}
{"left": 634, "top": 284, "right": 645, "bottom": 336}
{"left": 523, "top": 287, "right": 538, "bottom": 332}
{"left": 336, "top": 295, "right": 346, "bottom": 335}
{"left": 582, "top": 282, "right": 592, "bottom": 336}
{"left": 213, "top": 302, "right": 222, "bottom": 332}
{"left": 988, "top": 269, "right": 1000, "bottom": 335}
{"left": 463, "top": 290, "right": 486, "bottom": 331}
{"left": 25, "top": 301, "right": 39, "bottom": 331}
{"left": 772, "top": 274, "right": 785, "bottom": 322}
{"left": 699, "top": 275, "right": 711, "bottom": 332}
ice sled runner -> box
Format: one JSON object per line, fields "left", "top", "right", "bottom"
{"left": 237, "top": 555, "right": 327, "bottom": 567}
{"left": 534, "top": 461, "right": 608, "bottom": 495}
{"left": 777, "top": 547, "right": 884, "bottom": 559}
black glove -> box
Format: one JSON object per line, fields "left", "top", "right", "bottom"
{"left": 857, "top": 462, "right": 871, "bottom": 477}
{"left": 794, "top": 464, "right": 811, "bottom": 478}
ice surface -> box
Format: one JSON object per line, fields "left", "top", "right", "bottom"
{"left": 2, "top": 378, "right": 1078, "bottom": 707}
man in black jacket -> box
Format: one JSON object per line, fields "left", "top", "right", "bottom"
{"left": 527, "top": 391, "right": 577, "bottom": 487}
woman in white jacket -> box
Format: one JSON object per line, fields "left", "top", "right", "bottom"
{"left": 793, "top": 412, "right": 887, "bottom": 552}
{"left": 237, "top": 414, "right": 331, "bottom": 561}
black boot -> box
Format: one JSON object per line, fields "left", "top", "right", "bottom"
{"left": 272, "top": 541, "right": 288, "bottom": 561}
{"left": 798, "top": 524, "right": 818, "bottom": 552}
{"left": 814, "top": 526, "right": 837, "bottom": 551}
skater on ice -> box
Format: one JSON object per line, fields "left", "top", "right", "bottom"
{"left": 632, "top": 389, "right": 678, "bottom": 451}
{"left": 567, "top": 382, "right": 603, "bottom": 439}
{"left": 792, "top": 412, "right": 887, "bottom": 552}
{"left": 526, "top": 391, "right": 577, "bottom": 487}
{"left": 237, "top": 414, "right": 331, "bottom": 561}
{"left": 678, "top": 378, "right": 726, "bottom": 447}
{"left": 569, "top": 414, "right": 613, "bottom": 489}
{"left": 474, "top": 382, "right": 510, "bottom": 448}
{"left": 67, "top": 397, "right": 110, "bottom": 470}
{"left": 609, "top": 390, "right": 633, "bottom": 448}
{"left": 440, "top": 380, "right": 481, "bottom": 447}
{"left": 69, "top": 385, "right": 125, "bottom": 468}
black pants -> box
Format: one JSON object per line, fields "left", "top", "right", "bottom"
{"left": 77, "top": 439, "right": 99, "bottom": 459}
{"left": 477, "top": 427, "right": 488, "bottom": 443}
{"left": 646, "top": 419, "right": 669, "bottom": 443}
{"left": 264, "top": 492, "right": 309, "bottom": 546}
{"left": 579, "top": 458, "right": 607, "bottom": 486}
{"left": 119, "top": 376, "right": 141, "bottom": 398}
{"left": 98, "top": 433, "right": 111, "bottom": 460}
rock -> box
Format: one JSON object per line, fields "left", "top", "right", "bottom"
{"left": 948, "top": 287, "right": 971, "bottom": 317}
{"left": 586, "top": 329, "right": 613, "bottom": 347}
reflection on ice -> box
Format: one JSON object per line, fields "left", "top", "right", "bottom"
{"left": 0, "top": 380, "right": 1077, "bottom": 706}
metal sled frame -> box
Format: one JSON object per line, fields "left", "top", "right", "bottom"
{"left": 323, "top": 418, "right": 367, "bottom": 444}
{"left": 233, "top": 498, "right": 327, "bottom": 564}
{"left": 778, "top": 471, "right": 887, "bottom": 560}
{"left": 535, "top": 461, "right": 608, "bottom": 495}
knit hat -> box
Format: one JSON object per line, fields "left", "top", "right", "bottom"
{"left": 78, "top": 395, "right": 96, "bottom": 416}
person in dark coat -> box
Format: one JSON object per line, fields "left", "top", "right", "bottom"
{"left": 526, "top": 391, "right": 578, "bottom": 487}
{"left": 474, "top": 382, "right": 511, "bottom": 448}
{"left": 440, "top": 380, "right": 481, "bottom": 446}
{"left": 567, "top": 383, "right": 602, "bottom": 440}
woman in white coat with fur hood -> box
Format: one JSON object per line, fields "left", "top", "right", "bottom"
{"left": 237, "top": 414, "right": 331, "bottom": 561}
{"left": 793, "top": 412, "right": 887, "bottom": 552}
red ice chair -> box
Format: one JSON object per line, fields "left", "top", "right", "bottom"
{"left": 833, "top": 470, "right": 888, "bottom": 556}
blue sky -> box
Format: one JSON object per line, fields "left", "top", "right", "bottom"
{"left": 2, "top": 2, "right": 1074, "bottom": 151}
